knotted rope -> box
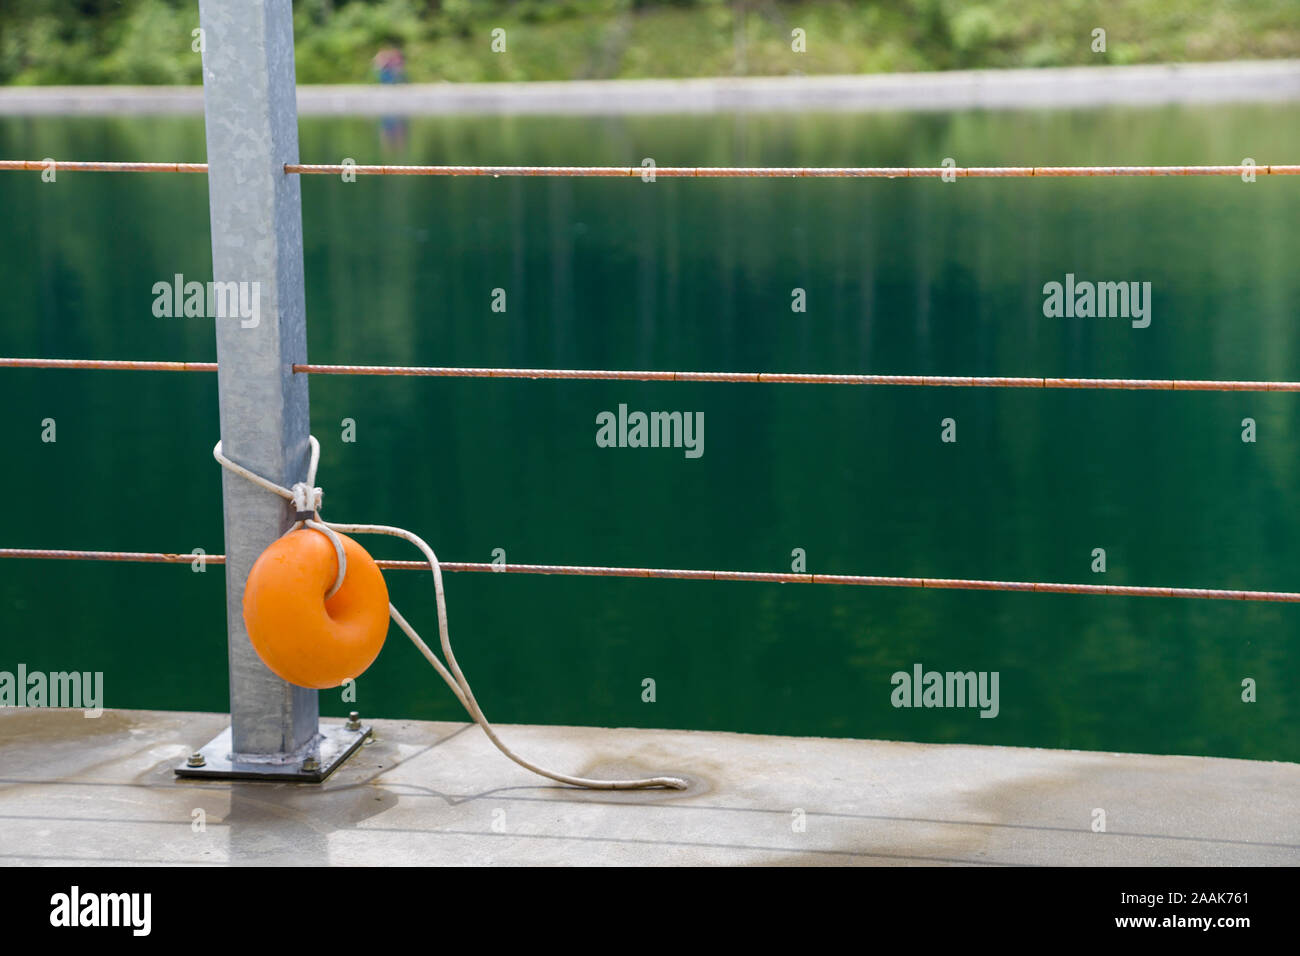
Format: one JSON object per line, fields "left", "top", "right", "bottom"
{"left": 214, "top": 436, "right": 687, "bottom": 791}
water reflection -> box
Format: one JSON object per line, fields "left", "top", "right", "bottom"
{"left": 0, "top": 105, "right": 1297, "bottom": 762}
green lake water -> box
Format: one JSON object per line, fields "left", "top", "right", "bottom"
{"left": 1, "top": 104, "right": 1298, "bottom": 762}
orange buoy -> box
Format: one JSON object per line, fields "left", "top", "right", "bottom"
{"left": 242, "top": 529, "right": 390, "bottom": 689}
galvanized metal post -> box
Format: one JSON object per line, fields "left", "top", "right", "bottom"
{"left": 178, "top": 0, "right": 367, "bottom": 781}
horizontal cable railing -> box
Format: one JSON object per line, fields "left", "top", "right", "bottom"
{"left": 1, "top": 549, "right": 1295, "bottom": 603}
{"left": 2, "top": 160, "right": 1299, "bottom": 178}
{"left": 6, "top": 358, "right": 1300, "bottom": 392}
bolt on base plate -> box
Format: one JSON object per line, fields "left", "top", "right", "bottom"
{"left": 174, "top": 720, "right": 371, "bottom": 783}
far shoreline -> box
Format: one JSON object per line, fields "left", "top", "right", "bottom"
{"left": 0, "top": 60, "right": 1297, "bottom": 117}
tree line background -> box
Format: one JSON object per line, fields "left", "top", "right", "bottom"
{"left": 0, "top": 0, "right": 1296, "bottom": 85}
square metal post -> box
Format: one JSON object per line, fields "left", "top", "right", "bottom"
{"left": 178, "top": 0, "right": 366, "bottom": 781}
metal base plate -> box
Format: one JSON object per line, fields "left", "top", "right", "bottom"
{"left": 174, "top": 722, "right": 371, "bottom": 782}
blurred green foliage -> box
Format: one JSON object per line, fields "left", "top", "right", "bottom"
{"left": 1, "top": 0, "right": 1297, "bottom": 85}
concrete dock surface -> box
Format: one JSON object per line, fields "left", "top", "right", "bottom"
{"left": 0, "top": 708, "right": 1296, "bottom": 866}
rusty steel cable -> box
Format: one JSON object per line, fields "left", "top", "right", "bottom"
{"left": 2, "top": 159, "right": 1300, "bottom": 178}
{"left": 285, "top": 163, "right": 1300, "bottom": 179}
{"left": 0, "top": 160, "right": 208, "bottom": 173}
{"left": 0, "top": 358, "right": 218, "bottom": 372}
{"left": 1, "top": 548, "right": 1296, "bottom": 603}
{"left": 3, "top": 153, "right": 1297, "bottom": 605}
{"left": 7, "top": 357, "right": 1300, "bottom": 392}
{"left": 292, "top": 365, "right": 1300, "bottom": 391}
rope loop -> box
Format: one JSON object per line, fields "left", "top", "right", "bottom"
{"left": 212, "top": 434, "right": 687, "bottom": 791}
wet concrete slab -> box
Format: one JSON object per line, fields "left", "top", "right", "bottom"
{"left": 0, "top": 708, "right": 1296, "bottom": 866}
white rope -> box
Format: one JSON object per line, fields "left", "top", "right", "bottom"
{"left": 212, "top": 438, "right": 688, "bottom": 791}
{"left": 213, "top": 438, "right": 345, "bottom": 599}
